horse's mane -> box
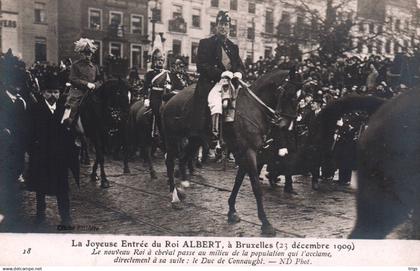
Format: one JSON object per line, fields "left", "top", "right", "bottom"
{"left": 249, "top": 69, "right": 289, "bottom": 94}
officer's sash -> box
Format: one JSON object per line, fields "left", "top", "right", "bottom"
{"left": 151, "top": 69, "right": 171, "bottom": 91}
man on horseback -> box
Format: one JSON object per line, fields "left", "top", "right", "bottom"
{"left": 61, "top": 38, "right": 102, "bottom": 127}
{"left": 190, "top": 11, "right": 244, "bottom": 139}
{"left": 144, "top": 49, "right": 184, "bottom": 137}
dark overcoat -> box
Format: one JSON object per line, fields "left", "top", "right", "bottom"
{"left": 190, "top": 35, "right": 244, "bottom": 133}
{"left": 26, "top": 97, "right": 74, "bottom": 195}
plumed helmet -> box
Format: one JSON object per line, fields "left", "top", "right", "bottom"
{"left": 74, "top": 38, "right": 98, "bottom": 53}
{"left": 216, "top": 11, "right": 231, "bottom": 24}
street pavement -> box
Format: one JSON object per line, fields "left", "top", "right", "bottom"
{"left": 13, "top": 153, "right": 413, "bottom": 238}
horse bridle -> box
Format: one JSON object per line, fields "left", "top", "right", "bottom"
{"left": 238, "top": 79, "right": 297, "bottom": 127}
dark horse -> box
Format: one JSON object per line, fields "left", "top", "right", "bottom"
{"left": 80, "top": 78, "right": 129, "bottom": 188}
{"left": 300, "top": 92, "right": 420, "bottom": 238}
{"left": 123, "top": 99, "right": 158, "bottom": 179}
{"left": 162, "top": 69, "right": 301, "bottom": 236}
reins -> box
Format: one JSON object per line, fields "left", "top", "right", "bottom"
{"left": 238, "top": 79, "right": 291, "bottom": 125}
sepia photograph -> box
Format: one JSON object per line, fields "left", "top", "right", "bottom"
{"left": 1, "top": 0, "right": 420, "bottom": 267}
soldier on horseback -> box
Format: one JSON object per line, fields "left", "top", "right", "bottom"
{"left": 61, "top": 38, "right": 103, "bottom": 127}
{"left": 190, "top": 10, "right": 244, "bottom": 139}
{"left": 144, "top": 49, "right": 184, "bottom": 137}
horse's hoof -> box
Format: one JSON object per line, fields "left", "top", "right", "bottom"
{"left": 90, "top": 174, "right": 99, "bottom": 182}
{"left": 312, "top": 182, "right": 320, "bottom": 191}
{"left": 177, "top": 187, "right": 186, "bottom": 201}
{"left": 227, "top": 212, "right": 241, "bottom": 224}
{"left": 123, "top": 167, "right": 131, "bottom": 174}
{"left": 195, "top": 161, "right": 202, "bottom": 169}
{"left": 284, "top": 187, "right": 298, "bottom": 195}
{"left": 150, "top": 170, "right": 157, "bottom": 179}
{"left": 101, "top": 179, "right": 110, "bottom": 189}
{"left": 269, "top": 179, "right": 277, "bottom": 189}
{"left": 261, "top": 223, "right": 276, "bottom": 237}
{"left": 171, "top": 201, "right": 183, "bottom": 210}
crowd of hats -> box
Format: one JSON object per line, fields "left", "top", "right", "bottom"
{"left": 244, "top": 53, "right": 409, "bottom": 106}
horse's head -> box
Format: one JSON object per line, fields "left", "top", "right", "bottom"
{"left": 99, "top": 78, "right": 130, "bottom": 110}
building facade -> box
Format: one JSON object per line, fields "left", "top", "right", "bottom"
{"left": 1, "top": 0, "right": 58, "bottom": 64}
{"left": 58, "top": 0, "right": 149, "bottom": 72}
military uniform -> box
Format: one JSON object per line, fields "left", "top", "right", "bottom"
{"left": 144, "top": 69, "right": 184, "bottom": 135}
{"left": 190, "top": 34, "right": 244, "bottom": 134}
{"left": 64, "top": 58, "right": 103, "bottom": 123}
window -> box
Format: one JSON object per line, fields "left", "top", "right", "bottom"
{"left": 172, "top": 5, "right": 182, "bottom": 19}
{"left": 131, "top": 14, "right": 143, "bottom": 34}
{"left": 191, "top": 42, "right": 199, "bottom": 63}
{"left": 394, "top": 41, "right": 400, "bottom": 54}
{"left": 376, "top": 40, "right": 382, "bottom": 54}
{"left": 248, "top": 2, "right": 255, "bottom": 14}
{"left": 403, "top": 40, "right": 409, "bottom": 52}
{"left": 247, "top": 21, "right": 254, "bottom": 40}
{"left": 230, "top": 19, "right": 237, "bottom": 37}
{"left": 377, "top": 25, "right": 383, "bottom": 34}
{"left": 89, "top": 8, "right": 102, "bottom": 30}
{"left": 369, "top": 22, "right": 374, "bottom": 34}
{"left": 230, "top": 0, "right": 237, "bottom": 11}
{"left": 395, "top": 19, "right": 400, "bottom": 32}
{"left": 367, "top": 43, "right": 373, "bottom": 54}
{"left": 173, "top": 39, "right": 182, "bottom": 56}
{"left": 192, "top": 8, "right": 201, "bottom": 28}
{"left": 264, "top": 47, "right": 272, "bottom": 58}
{"left": 358, "top": 22, "right": 365, "bottom": 32}
{"left": 357, "top": 39, "right": 363, "bottom": 53}
{"left": 211, "top": 0, "right": 219, "bottom": 8}
{"left": 109, "top": 11, "right": 123, "bottom": 26}
{"left": 210, "top": 19, "right": 216, "bottom": 34}
{"left": 131, "top": 44, "right": 142, "bottom": 68}
{"left": 93, "top": 40, "right": 102, "bottom": 65}
{"left": 151, "top": 2, "right": 162, "bottom": 23}
{"left": 385, "top": 40, "right": 391, "bottom": 54}
{"left": 35, "top": 37, "right": 47, "bottom": 62}
{"left": 109, "top": 42, "right": 123, "bottom": 57}
{"left": 34, "top": 2, "right": 47, "bottom": 23}
{"left": 265, "top": 9, "right": 274, "bottom": 34}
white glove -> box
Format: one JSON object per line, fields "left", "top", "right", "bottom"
{"left": 278, "top": 148, "right": 288, "bottom": 157}
{"left": 144, "top": 99, "right": 150, "bottom": 107}
{"left": 65, "top": 82, "right": 71, "bottom": 87}
{"left": 297, "top": 115, "right": 302, "bottom": 122}
{"left": 221, "top": 71, "right": 234, "bottom": 79}
{"left": 336, "top": 118, "right": 344, "bottom": 127}
{"left": 233, "top": 72, "right": 242, "bottom": 80}
{"left": 87, "top": 82, "right": 96, "bottom": 90}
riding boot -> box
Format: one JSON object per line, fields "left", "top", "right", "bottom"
{"left": 211, "top": 113, "right": 221, "bottom": 141}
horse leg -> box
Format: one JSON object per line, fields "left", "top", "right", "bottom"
{"left": 246, "top": 149, "right": 276, "bottom": 236}
{"left": 146, "top": 146, "right": 157, "bottom": 179}
{"left": 165, "top": 142, "right": 184, "bottom": 208}
{"left": 284, "top": 175, "right": 297, "bottom": 195}
{"left": 96, "top": 136, "right": 110, "bottom": 189}
{"left": 227, "top": 166, "right": 246, "bottom": 224}
{"left": 81, "top": 136, "right": 90, "bottom": 165}
{"left": 311, "top": 165, "right": 320, "bottom": 190}
{"left": 196, "top": 146, "right": 203, "bottom": 168}
{"left": 122, "top": 128, "right": 130, "bottom": 174}
{"left": 91, "top": 160, "right": 99, "bottom": 182}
